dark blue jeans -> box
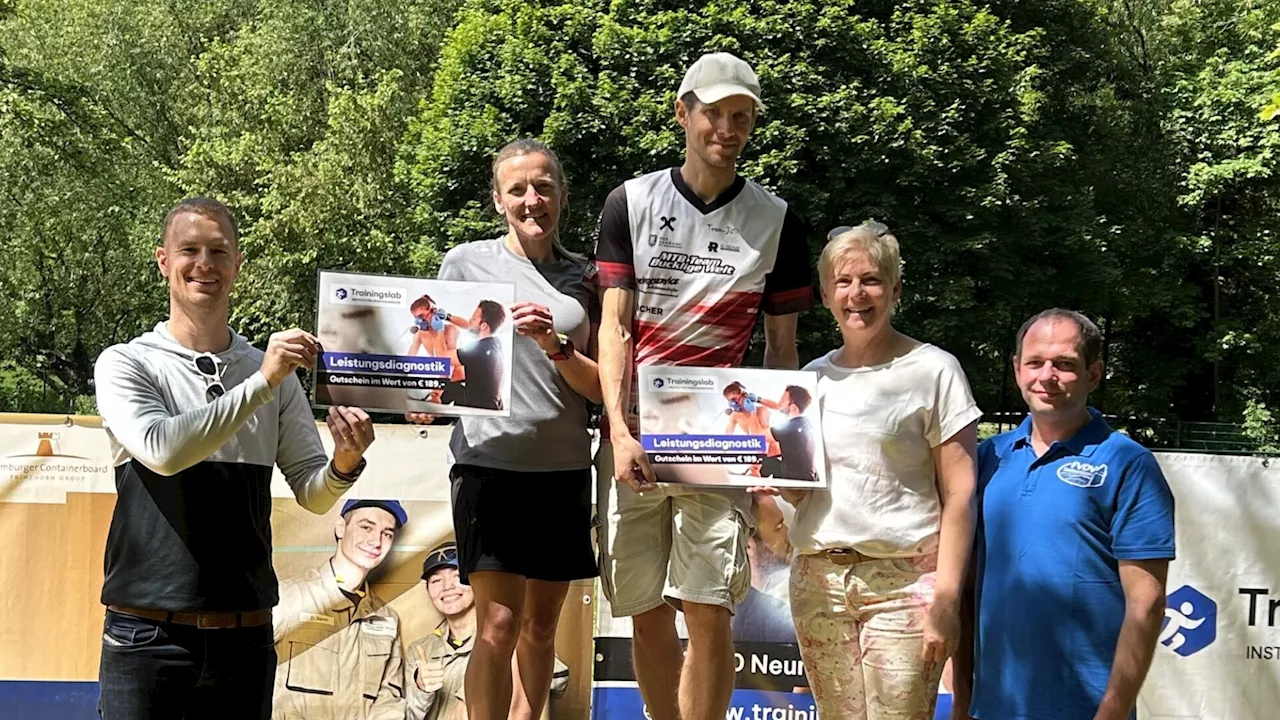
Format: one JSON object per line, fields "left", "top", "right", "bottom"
{"left": 97, "top": 610, "right": 276, "bottom": 720}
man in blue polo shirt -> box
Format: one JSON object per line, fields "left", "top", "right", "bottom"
{"left": 952, "top": 308, "right": 1175, "bottom": 720}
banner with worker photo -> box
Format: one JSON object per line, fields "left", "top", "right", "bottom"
{"left": 0, "top": 415, "right": 594, "bottom": 720}
{"left": 1134, "top": 452, "right": 1280, "bottom": 720}
{"left": 313, "top": 270, "right": 516, "bottom": 417}
{"left": 636, "top": 366, "right": 826, "bottom": 488}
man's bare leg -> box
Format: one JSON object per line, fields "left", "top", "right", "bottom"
{"left": 680, "top": 601, "right": 735, "bottom": 720}
{"left": 631, "top": 603, "right": 682, "bottom": 720}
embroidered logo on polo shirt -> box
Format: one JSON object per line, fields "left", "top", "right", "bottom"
{"left": 1056, "top": 461, "right": 1108, "bottom": 488}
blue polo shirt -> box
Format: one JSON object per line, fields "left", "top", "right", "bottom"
{"left": 970, "top": 409, "right": 1175, "bottom": 720}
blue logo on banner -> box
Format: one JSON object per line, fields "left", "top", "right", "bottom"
{"left": 334, "top": 287, "right": 348, "bottom": 300}
{"left": 652, "top": 378, "right": 664, "bottom": 389}
{"left": 1160, "top": 585, "right": 1216, "bottom": 657}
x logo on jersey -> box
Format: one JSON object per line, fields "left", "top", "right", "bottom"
{"left": 659, "top": 216, "right": 676, "bottom": 231}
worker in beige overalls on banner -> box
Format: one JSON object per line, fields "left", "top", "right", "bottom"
{"left": 405, "top": 543, "right": 569, "bottom": 720}
{"left": 271, "top": 499, "right": 408, "bottom": 719}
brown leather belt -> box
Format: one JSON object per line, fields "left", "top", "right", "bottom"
{"left": 108, "top": 604, "right": 272, "bottom": 629}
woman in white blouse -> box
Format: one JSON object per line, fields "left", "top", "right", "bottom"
{"left": 756, "top": 221, "right": 980, "bottom": 719}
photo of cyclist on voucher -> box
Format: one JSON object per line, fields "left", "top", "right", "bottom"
{"left": 313, "top": 270, "right": 515, "bottom": 417}
{"left": 637, "top": 365, "right": 825, "bottom": 488}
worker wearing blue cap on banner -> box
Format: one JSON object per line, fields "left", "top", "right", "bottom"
{"left": 270, "top": 499, "right": 409, "bottom": 719}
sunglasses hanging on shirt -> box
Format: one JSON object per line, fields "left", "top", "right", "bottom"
{"left": 192, "top": 353, "right": 226, "bottom": 401}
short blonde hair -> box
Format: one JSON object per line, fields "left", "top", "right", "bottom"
{"left": 818, "top": 221, "right": 902, "bottom": 289}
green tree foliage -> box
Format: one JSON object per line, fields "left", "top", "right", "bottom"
{"left": 1148, "top": 0, "right": 1280, "bottom": 439}
{"left": 0, "top": 0, "right": 460, "bottom": 411}
{"left": 0, "top": 0, "right": 187, "bottom": 411}
{"left": 403, "top": 0, "right": 1202, "bottom": 416}
{"left": 0, "top": 0, "right": 1277, "bottom": 446}
{"left": 178, "top": 0, "right": 462, "bottom": 340}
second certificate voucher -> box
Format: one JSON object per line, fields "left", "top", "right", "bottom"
{"left": 637, "top": 365, "right": 828, "bottom": 488}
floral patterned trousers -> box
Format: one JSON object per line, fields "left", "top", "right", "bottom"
{"left": 789, "top": 551, "right": 942, "bottom": 720}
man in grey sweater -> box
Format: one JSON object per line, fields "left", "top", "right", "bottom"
{"left": 93, "top": 196, "right": 376, "bottom": 720}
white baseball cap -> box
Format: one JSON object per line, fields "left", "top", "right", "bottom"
{"left": 677, "top": 52, "right": 765, "bottom": 112}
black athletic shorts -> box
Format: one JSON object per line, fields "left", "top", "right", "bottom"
{"left": 450, "top": 463, "right": 598, "bottom": 584}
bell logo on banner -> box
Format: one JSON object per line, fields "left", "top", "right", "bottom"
{"left": 1160, "top": 585, "right": 1217, "bottom": 657}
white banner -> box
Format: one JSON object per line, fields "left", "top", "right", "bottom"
{"left": 1139, "top": 452, "right": 1280, "bottom": 720}
{"left": 0, "top": 417, "right": 115, "bottom": 502}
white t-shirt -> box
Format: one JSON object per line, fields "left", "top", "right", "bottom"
{"left": 790, "top": 344, "right": 982, "bottom": 557}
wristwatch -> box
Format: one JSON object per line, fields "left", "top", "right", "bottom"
{"left": 330, "top": 457, "right": 367, "bottom": 483}
{"left": 547, "top": 333, "right": 574, "bottom": 361}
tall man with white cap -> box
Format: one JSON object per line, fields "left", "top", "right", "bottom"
{"left": 588, "top": 52, "right": 814, "bottom": 720}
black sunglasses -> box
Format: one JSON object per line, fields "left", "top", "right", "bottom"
{"left": 192, "top": 353, "right": 226, "bottom": 401}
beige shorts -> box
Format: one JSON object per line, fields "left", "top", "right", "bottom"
{"left": 594, "top": 444, "right": 753, "bottom": 616}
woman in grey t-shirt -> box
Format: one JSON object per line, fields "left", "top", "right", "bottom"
{"left": 407, "top": 139, "right": 601, "bottom": 720}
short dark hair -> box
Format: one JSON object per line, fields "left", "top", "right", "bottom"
{"left": 477, "top": 299, "right": 506, "bottom": 332}
{"left": 723, "top": 381, "right": 745, "bottom": 398}
{"left": 783, "top": 385, "right": 812, "bottom": 412}
{"left": 162, "top": 196, "right": 239, "bottom": 246}
{"left": 1014, "top": 308, "right": 1103, "bottom": 366}
{"left": 410, "top": 294, "right": 436, "bottom": 313}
